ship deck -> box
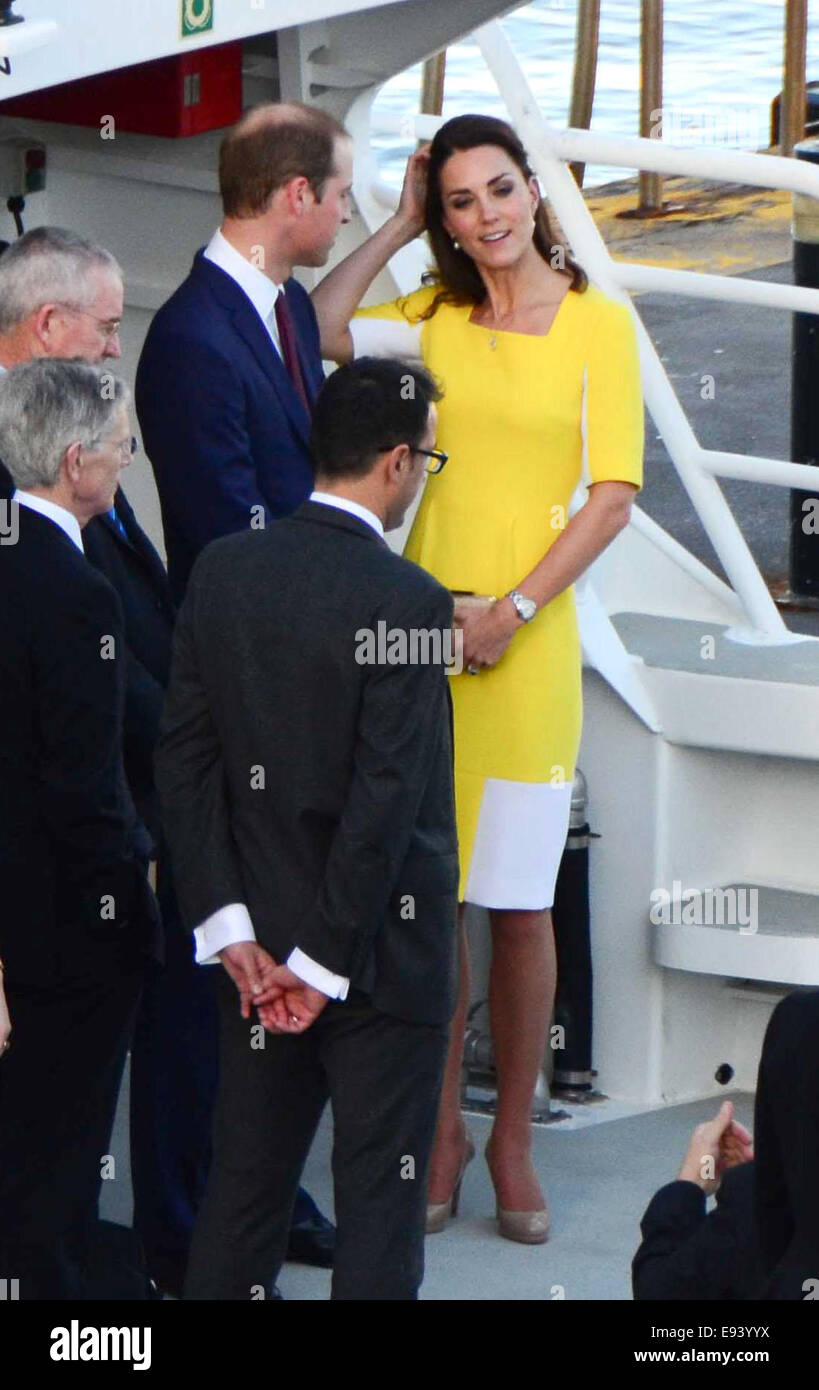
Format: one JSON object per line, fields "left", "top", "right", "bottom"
{"left": 103, "top": 1066, "right": 754, "bottom": 1301}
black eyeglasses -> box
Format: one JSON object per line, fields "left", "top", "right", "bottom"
{"left": 379, "top": 444, "right": 449, "bottom": 474}
{"left": 415, "top": 447, "right": 449, "bottom": 475}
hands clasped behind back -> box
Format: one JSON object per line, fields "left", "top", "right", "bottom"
{"left": 218, "top": 941, "right": 329, "bottom": 1035}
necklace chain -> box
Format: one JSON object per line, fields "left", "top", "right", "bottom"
{"left": 474, "top": 292, "right": 568, "bottom": 346}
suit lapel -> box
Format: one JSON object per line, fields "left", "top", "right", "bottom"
{"left": 104, "top": 490, "right": 173, "bottom": 597}
{"left": 194, "top": 255, "right": 312, "bottom": 446}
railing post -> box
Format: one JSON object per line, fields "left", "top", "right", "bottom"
{"left": 638, "top": 0, "right": 663, "bottom": 213}
{"left": 782, "top": 0, "right": 808, "bottom": 157}
{"left": 789, "top": 137, "right": 819, "bottom": 601}
{"left": 569, "top": 0, "right": 601, "bottom": 187}
{"left": 420, "top": 50, "right": 446, "bottom": 119}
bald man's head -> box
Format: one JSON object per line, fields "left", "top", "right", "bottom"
{"left": 219, "top": 102, "right": 350, "bottom": 218}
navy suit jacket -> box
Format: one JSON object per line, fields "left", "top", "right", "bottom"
{"left": 83, "top": 487, "right": 176, "bottom": 848}
{"left": 135, "top": 250, "right": 324, "bottom": 603}
{"left": 0, "top": 504, "right": 161, "bottom": 987}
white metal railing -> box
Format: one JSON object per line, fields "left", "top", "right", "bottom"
{"left": 354, "top": 18, "right": 819, "bottom": 648}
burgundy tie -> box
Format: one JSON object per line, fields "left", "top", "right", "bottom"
{"left": 274, "top": 291, "right": 311, "bottom": 416}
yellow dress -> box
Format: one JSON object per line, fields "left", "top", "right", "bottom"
{"left": 353, "top": 283, "right": 644, "bottom": 906}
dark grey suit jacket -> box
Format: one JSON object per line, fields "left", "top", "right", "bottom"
{"left": 155, "top": 500, "right": 459, "bottom": 1025}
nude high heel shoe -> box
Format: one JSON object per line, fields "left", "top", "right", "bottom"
{"left": 425, "top": 1135, "right": 475, "bottom": 1234}
{"left": 486, "top": 1140, "right": 550, "bottom": 1244}
{"left": 495, "top": 1201, "right": 550, "bottom": 1244}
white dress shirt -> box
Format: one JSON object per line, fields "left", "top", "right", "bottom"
{"left": 203, "top": 228, "right": 285, "bottom": 356}
{"left": 13, "top": 489, "right": 84, "bottom": 552}
{"left": 309, "top": 490, "right": 385, "bottom": 539}
{"left": 193, "top": 496, "right": 385, "bottom": 998}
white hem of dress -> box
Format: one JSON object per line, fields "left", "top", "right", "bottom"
{"left": 463, "top": 778, "right": 573, "bottom": 911}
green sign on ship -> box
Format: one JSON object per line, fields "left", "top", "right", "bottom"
{"left": 181, "top": 0, "right": 214, "bottom": 38}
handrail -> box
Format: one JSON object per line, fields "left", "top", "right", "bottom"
{"left": 371, "top": 111, "right": 819, "bottom": 195}
{"left": 546, "top": 126, "right": 819, "bottom": 196}
{"left": 615, "top": 264, "right": 819, "bottom": 315}
{"left": 699, "top": 451, "right": 819, "bottom": 488}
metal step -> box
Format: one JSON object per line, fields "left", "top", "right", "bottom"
{"left": 608, "top": 611, "right": 819, "bottom": 757}
{"left": 652, "top": 883, "right": 819, "bottom": 985}
{"left": 612, "top": 611, "right": 819, "bottom": 684}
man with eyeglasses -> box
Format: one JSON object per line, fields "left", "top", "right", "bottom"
{"left": 0, "top": 359, "right": 161, "bottom": 1300}
{"left": 0, "top": 226, "right": 123, "bottom": 490}
{"left": 0, "top": 229, "right": 173, "bottom": 984}
{"left": 157, "top": 358, "right": 458, "bottom": 1300}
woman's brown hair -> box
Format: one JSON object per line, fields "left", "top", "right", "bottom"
{"left": 419, "top": 113, "right": 587, "bottom": 317}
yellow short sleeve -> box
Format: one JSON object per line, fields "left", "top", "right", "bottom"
{"left": 353, "top": 283, "right": 440, "bottom": 324}
{"left": 584, "top": 295, "right": 644, "bottom": 489}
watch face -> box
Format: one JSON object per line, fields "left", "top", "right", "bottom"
{"left": 511, "top": 591, "right": 536, "bottom": 621}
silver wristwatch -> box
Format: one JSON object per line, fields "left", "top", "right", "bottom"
{"left": 507, "top": 589, "right": 537, "bottom": 623}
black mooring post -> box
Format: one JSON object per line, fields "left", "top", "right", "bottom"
{"left": 790, "top": 138, "right": 819, "bottom": 600}
{"left": 551, "top": 771, "right": 594, "bottom": 1093}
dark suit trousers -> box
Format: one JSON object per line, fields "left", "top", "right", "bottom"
{"left": 184, "top": 971, "right": 448, "bottom": 1301}
{"left": 0, "top": 961, "right": 143, "bottom": 1299}
{"left": 129, "top": 861, "right": 327, "bottom": 1284}
{"left": 129, "top": 860, "right": 217, "bottom": 1284}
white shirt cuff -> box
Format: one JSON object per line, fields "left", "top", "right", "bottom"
{"left": 287, "top": 946, "right": 350, "bottom": 1001}
{"left": 194, "top": 901, "right": 256, "bottom": 965}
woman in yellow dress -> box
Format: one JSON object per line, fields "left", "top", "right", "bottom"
{"left": 313, "top": 114, "right": 643, "bottom": 1243}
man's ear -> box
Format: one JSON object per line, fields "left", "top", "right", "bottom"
{"left": 284, "top": 175, "right": 315, "bottom": 216}
{"left": 380, "top": 443, "right": 408, "bottom": 492}
{"left": 61, "top": 440, "right": 83, "bottom": 486}
{"left": 31, "top": 303, "right": 58, "bottom": 351}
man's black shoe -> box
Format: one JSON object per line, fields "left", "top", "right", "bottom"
{"left": 285, "top": 1210, "right": 335, "bottom": 1268}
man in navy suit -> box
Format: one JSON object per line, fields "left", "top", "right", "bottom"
{"left": 136, "top": 102, "right": 353, "bottom": 1277}
{"left": 0, "top": 360, "right": 161, "bottom": 1299}
{"left": 136, "top": 101, "right": 353, "bottom": 603}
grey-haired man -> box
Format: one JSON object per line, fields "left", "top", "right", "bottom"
{"left": 0, "top": 359, "right": 159, "bottom": 1300}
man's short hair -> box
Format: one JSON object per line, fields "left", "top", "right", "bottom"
{"left": 0, "top": 226, "right": 121, "bottom": 336}
{"left": 0, "top": 358, "right": 129, "bottom": 491}
{"left": 219, "top": 103, "right": 349, "bottom": 217}
{"left": 311, "top": 358, "right": 443, "bottom": 481}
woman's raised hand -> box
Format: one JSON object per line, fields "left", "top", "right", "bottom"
{"left": 396, "top": 144, "right": 431, "bottom": 237}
